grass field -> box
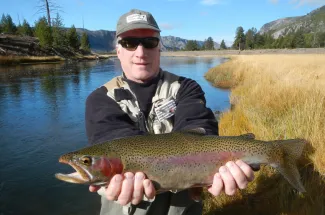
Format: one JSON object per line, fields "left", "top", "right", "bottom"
{"left": 203, "top": 54, "right": 325, "bottom": 215}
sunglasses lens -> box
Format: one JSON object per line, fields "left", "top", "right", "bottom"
{"left": 119, "top": 37, "right": 159, "bottom": 50}
{"left": 119, "top": 38, "right": 139, "bottom": 50}
{"left": 142, "top": 37, "right": 159, "bottom": 49}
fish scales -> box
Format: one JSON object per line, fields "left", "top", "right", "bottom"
{"left": 55, "top": 129, "right": 307, "bottom": 193}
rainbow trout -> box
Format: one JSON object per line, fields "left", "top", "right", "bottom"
{"left": 55, "top": 128, "right": 306, "bottom": 192}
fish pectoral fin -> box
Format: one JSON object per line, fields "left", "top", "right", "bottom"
{"left": 240, "top": 133, "right": 255, "bottom": 139}
{"left": 182, "top": 128, "right": 206, "bottom": 135}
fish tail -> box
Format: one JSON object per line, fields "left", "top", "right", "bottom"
{"left": 271, "top": 139, "right": 307, "bottom": 192}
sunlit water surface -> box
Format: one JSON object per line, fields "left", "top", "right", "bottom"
{"left": 0, "top": 56, "right": 229, "bottom": 215}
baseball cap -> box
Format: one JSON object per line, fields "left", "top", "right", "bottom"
{"left": 116, "top": 9, "right": 161, "bottom": 37}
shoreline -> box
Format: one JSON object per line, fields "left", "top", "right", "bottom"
{"left": 161, "top": 47, "right": 325, "bottom": 57}
{"left": 2, "top": 47, "right": 325, "bottom": 66}
{"left": 0, "top": 54, "right": 116, "bottom": 66}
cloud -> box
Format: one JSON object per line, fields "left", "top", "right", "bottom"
{"left": 289, "top": 0, "right": 325, "bottom": 6}
{"left": 200, "top": 0, "right": 223, "bottom": 5}
{"left": 75, "top": 0, "right": 84, "bottom": 6}
{"left": 269, "top": 0, "right": 279, "bottom": 4}
{"left": 269, "top": 0, "right": 325, "bottom": 6}
{"left": 159, "top": 23, "right": 176, "bottom": 30}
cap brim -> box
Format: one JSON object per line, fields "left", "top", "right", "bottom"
{"left": 116, "top": 23, "right": 160, "bottom": 37}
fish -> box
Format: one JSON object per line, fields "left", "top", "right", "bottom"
{"left": 55, "top": 128, "right": 307, "bottom": 193}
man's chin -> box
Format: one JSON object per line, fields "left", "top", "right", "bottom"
{"left": 133, "top": 72, "right": 157, "bottom": 82}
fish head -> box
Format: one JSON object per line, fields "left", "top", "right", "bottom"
{"left": 55, "top": 151, "right": 123, "bottom": 185}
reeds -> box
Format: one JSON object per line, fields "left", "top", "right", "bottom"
{"left": 203, "top": 54, "right": 325, "bottom": 215}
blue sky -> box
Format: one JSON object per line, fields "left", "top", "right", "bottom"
{"left": 1, "top": 0, "right": 324, "bottom": 45}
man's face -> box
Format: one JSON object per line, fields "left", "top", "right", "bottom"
{"left": 117, "top": 29, "right": 160, "bottom": 83}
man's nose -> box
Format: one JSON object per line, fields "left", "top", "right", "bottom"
{"left": 134, "top": 44, "right": 146, "bottom": 57}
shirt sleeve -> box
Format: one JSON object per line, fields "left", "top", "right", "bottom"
{"left": 172, "top": 78, "right": 219, "bottom": 135}
{"left": 85, "top": 86, "right": 143, "bottom": 145}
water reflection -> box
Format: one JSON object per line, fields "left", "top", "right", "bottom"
{"left": 0, "top": 57, "right": 229, "bottom": 215}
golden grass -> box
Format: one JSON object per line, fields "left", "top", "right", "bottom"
{"left": 0, "top": 55, "right": 65, "bottom": 65}
{"left": 203, "top": 54, "right": 325, "bottom": 215}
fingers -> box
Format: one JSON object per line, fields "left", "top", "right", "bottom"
{"left": 207, "top": 173, "right": 223, "bottom": 196}
{"left": 212, "top": 160, "right": 255, "bottom": 197}
{"left": 143, "top": 179, "right": 156, "bottom": 200}
{"left": 102, "top": 172, "right": 156, "bottom": 206}
{"left": 105, "top": 174, "right": 123, "bottom": 201}
{"left": 226, "top": 161, "right": 248, "bottom": 190}
{"left": 219, "top": 165, "right": 237, "bottom": 195}
{"left": 118, "top": 172, "right": 134, "bottom": 205}
{"left": 236, "top": 160, "right": 255, "bottom": 181}
{"left": 131, "top": 172, "right": 145, "bottom": 205}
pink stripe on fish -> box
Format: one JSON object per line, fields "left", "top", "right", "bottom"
{"left": 167, "top": 151, "right": 245, "bottom": 165}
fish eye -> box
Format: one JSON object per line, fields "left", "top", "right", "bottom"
{"left": 80, "top": 156, "right": 92, "bottom": 166}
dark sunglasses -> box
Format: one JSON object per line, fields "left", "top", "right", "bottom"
{"left": 118, "top": 37, "right": 160, "bottom": 51}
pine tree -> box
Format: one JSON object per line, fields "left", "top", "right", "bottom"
{"left": 245, "top": 28, "right": 256, "bottom": 49}
{"left": 233, "top": 26, "right": 245, "bottom": 50}
{"left": 17, "top": 19, "right": 33, "bottom": 36}
{"left": 254, "top": 33, "right": 265, "bottom": 48}
{"left": 0, "top": 14, "right": 17, "bottom": 34}
{"left": 52, "top": 13, "right": 67, "bottom": 48}
{"left": 294, "top": 28, "right": 305, "bottom": 48}
{"left": 80, "top": 31, "right": 90, "bottom": 52}
{"left": 220, "top": 40, "right": 227, "bottom": 49}
{"left": 185, "top": 40, "right": 199, "bottom": 51}
{"left": 204, "top": 37, "right": 215, "bottom": 50}
{"left": 34, "top": 17, "right": 53, "bottom": 48}
{"left": 67, "top": 25, "right": 80, "bottom": 50}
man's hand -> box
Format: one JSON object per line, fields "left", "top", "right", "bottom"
{"left": 208, "top": 160, "right": 255, "bottom": 196}
{"left": 89, "top": 172, "right": 156, "bottom": 205}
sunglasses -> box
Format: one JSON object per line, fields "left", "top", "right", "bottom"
{"left": 118, "top": 37, "right": 160, "bottom": 51}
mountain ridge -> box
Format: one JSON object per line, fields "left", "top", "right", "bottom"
{"left": 259, "top": 5, "right": 325, "bottom": 38}
{"left": 75, "top": 29, "right": 220, "bottom": 52}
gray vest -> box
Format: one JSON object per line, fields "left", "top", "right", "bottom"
{"left": 103, "top": 69, "right": 181, "bottom": 134}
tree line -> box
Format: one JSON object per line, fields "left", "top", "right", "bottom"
{"left": 184, "top": 37, "right": 224, "bottom": 51}
{"left": 232, "top": 26, "right": 325, "bottom": 50}
{"left": 184, "top": 26, "right": 325, "bottom": 51}
{"left": 0, "top": 13, "right": 91, "bottom": 52}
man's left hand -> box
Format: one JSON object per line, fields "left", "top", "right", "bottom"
{"left": 208, "top": 160, "right": 255, "bottom": 196}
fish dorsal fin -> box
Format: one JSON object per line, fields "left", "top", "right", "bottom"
{"left": 240, "top": 133, "right": 255, "bottom": 139}
{"left": 183, "top": 128, "right": 206, "bottom": 135}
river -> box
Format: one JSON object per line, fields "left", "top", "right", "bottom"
{"left": 0, "top": 56, "right": 229, "bottom": 215}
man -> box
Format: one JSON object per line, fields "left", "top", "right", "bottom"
{"left": 85, "top": 9, "right": 255, "bottom": 215}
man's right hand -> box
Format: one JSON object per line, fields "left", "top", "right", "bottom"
{"left": 89, "top": 172, "right": 156, "bottom": 205}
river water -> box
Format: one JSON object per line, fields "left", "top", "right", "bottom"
{"left": 0, "top": 56, "right": 229, "bottom": 215}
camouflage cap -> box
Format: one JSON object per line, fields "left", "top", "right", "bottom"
{"left": 116, "top": 9, "right": 161, "bottom": 37}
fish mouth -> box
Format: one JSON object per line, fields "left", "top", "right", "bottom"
{"left": 55, "top": 157, "right": 91, "bottom": 184}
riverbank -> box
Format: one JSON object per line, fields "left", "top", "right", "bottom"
{"left": 203, "top": 54, "right": 325, "bottom": 215}
{"left": 0, "top": 34, "right": 115, "bottom": 65}
{"left": 161, "top": 48, "right": 325, "bottom": 57}
{"left": 0, "top": 54, "right": 114, "bottom": 65}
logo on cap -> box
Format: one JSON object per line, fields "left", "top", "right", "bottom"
{"left": 126, "top": 14, "right": 148, "bottom": 23}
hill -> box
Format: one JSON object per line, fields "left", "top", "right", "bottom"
{"left": 75, "top": 29, "right": 220, "bottom": 52}
{"left": 259, "top": 5, "right": 325, "bottom": 38}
